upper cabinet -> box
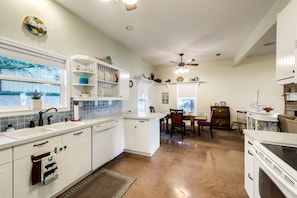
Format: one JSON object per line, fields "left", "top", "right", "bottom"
{"left": 71, "top": 55, "right": 129, "bottom": 100}
{"left": 276, "top": 0, "right": 297, "bottom": 85}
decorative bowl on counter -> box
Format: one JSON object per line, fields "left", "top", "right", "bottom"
{"left": 263, "top": 106, "right": 274, "bottom": 112}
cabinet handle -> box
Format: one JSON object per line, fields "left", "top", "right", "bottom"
{"left": 74, "top": 131, "right": 83, "bottom": 136}
{"left": 248, "top": 140, "right": 253, "bottom": 146}
{"left": 248, "top": 173, "right": 253, "bottom": 181}
{"left": 33, "top": 141, "right": 49, "bottom": 147}
{"left": 248, "top": 150, "right": 253, "bottom": 156}
{"left": 139, "top": 120, "right": 146, "bottom": 123}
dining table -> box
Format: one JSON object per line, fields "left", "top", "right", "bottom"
{"left": 164, "top": 112, "right": 207, "bottom": 136}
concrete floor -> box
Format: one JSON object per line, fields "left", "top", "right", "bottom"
{"left": 105, "top": 129, "right": 249, "bottom": 198}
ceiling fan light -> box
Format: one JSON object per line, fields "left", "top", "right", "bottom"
{"left": 122, "top": 0, "right": 137, "bottom": 5}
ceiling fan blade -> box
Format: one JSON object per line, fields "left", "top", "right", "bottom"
{"left": 185, "top": 63, "right": 199, "bottom": 66}
{"left": 185, "top": 58, "right": 195, "bottom": 63}
{"left": 125, "top": 3, "right": 137, "bottom": 11}
{"left": 170, "top": 61, "right": 178, "bottom": 64}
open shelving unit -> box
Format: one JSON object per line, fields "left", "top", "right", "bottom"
{"left": 71, "top": 55, "right": 129, "bottom": 101}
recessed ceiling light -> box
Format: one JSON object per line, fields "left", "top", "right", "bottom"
{"left": 125, "top": 26, "right": 134, "bottom": 31}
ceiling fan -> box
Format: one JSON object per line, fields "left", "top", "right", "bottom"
{"left": 170, "top": 53, "right": 199, "bottom": 67}
{"left": 114, "top": 0, "right": 137, "bottom": 11}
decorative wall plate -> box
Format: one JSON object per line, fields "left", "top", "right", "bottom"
{"left": 23, "top": 16, "right": 47, "bottom": 37}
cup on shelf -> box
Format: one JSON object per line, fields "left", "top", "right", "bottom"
{"left": 79, "top": 77, "right": 88, "bottom": 84}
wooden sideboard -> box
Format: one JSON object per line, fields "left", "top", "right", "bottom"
{"left": 211, "top": 106, "right": 230, "bottom": 130}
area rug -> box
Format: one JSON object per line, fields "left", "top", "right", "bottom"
{"left": 57, "top": 169, "right": 136, "bottom": 198}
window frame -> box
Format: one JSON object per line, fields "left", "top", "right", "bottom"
{"left": 0, "top": 37, "right": 70, "bottom": 117}
{"left": 176, "top": 83, "right": 198, "bottom": 113}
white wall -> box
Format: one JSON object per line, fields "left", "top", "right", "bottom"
{"left": 0, "top": 0, "right": 285, "bottom": 119}
{"left": 154, "top": 55, "right": 284, "bottom": 122}
{"left": 0, "top": 0, "right": 153, "bottom": 113}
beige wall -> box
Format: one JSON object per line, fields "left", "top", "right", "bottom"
{"left": 0, "top": 0, "right": 153, "bottom": 113}
{"left": 153, "top": 55, "right": 284, "bottom": 122}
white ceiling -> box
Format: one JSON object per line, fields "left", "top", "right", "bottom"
{"left": 55, "top": 0, "right": 278, "bottom": 67}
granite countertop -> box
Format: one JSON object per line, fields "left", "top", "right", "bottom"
{"left": 244, "top": 129, "right": 297, "bottom": 145}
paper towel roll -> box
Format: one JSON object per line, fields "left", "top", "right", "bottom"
{"left": 74, "top": 105, "right": 79, "bottom": 121}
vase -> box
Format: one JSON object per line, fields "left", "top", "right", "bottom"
{"left": 31, "top": 99, "right": 42, "bottom": 110}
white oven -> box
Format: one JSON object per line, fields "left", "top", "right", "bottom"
{"left": 253, "top": 141, "right": 297, "bottom": 198}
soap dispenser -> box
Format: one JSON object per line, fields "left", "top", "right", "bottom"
{"left": 6, "top": 124, "right": 15, "bottom": 132}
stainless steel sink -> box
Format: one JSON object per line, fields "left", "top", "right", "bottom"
{"left": 1, "top": 127, "right": 57, "bottom": 139}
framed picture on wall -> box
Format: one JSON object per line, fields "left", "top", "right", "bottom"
{"left": 162, "top": 92, "right": 169, "bottom": 104}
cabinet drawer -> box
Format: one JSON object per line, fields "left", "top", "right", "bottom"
{"left": 13, "top": 136, "right": 62, "bottom": 160}
{"left": 0, "top": 148, "right": 12, "bottom": 165}
{"left": 63, "top": 127, "right": 91, "bottom": 144}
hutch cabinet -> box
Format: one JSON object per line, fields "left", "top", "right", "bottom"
{"left": 211, "top": 106, "right": 230, "bottom": 130}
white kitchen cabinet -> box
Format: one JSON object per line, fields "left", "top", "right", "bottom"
{"left": 13, "top": 136, "right": 63, "bottom": 198}
{"left": 124, "top": 118, "right": 160, "bottom": 156}
{"left": 0, "top": 148, "right": 12, "bottom": 198}
{"left": 71, "top": 55, "right": 129, "bottom": 100}
{"left": 244, "top": 134, "right": 255, "bottom": 198}
{"left": 119, "top": 69, "right": 130, "bottom": 100}
{"left": 62, "top": 127, "right": 91, "bottom": 186}
{"left": 113, "top": 119, "right": 125, "bottom": 157}
{"left": 276, "top": 0, "right": 297, "bottom": 85}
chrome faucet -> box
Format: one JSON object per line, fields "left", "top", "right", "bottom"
{"left": 38, "top": 107, "right": 58, "bottom": 126}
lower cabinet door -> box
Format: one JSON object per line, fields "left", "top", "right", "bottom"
{"left": 63, "top": 128, "right": 92, "bottom": 185}
{"left": 14, "top": 155, "right": 64, "bottom": 198}
{"left": 0, "top": 163, "right": 12, "bottom": 198}
{"left": 134, "top": 120, "right": 150, "bottom": 153}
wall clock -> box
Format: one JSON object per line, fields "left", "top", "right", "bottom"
{"left": 129, "top": 80, "right": 133, "bottom": 88}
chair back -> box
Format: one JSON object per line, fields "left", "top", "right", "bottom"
{"left": 170, "top": 109, "right": 184, "bottom": 125}
{"left": 236, "top": 111, "right": 247, "bottom": 124}
{"left": 149, "top": 106, "right": 155, "bottom": 113}
{"left": 210, "top": 108, "right": 216, "bottom": 124}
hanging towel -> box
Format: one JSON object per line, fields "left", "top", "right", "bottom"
{"left": 41, "top": 153, "right": 58, "bottom": 185}
{"left": 31, "top": 152, "right": 50, "bottom": 185}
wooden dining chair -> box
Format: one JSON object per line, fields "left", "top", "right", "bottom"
{"left": 170, "top": 109, "right": 186, "bottom": 139}
{"left": 149, "top": 106, "right": 165, "bottom": 131}
{"left": 197, "top": 108, "right": 215, "bottom": 138}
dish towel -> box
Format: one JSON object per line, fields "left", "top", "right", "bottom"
{"left": 41, "top": 153, "right": 58, "bottom": 185}
{"left": 31, "top": 152, "right": 58, "bottom": 185}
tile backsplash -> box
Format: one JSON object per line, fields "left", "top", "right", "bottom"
{"left": 0, "top": 99, "right": 122, "bottom": 132}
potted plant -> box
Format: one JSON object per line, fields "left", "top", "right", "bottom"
{"left": 31, "top": 90, "right": 42, "bottom": 109}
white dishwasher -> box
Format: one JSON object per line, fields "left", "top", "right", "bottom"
{"left": 92, "top": 120, "right": 120, "bottom": 171}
